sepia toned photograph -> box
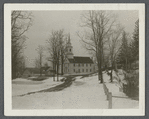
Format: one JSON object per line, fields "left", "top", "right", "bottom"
{"left": 4, "top": 4, "right": 145, "bottom": 116}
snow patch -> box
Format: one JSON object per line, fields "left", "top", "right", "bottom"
{"left": 12, "top": 77, "right": 64, "bottom": 96}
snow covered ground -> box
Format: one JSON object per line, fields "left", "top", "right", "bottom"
{"left": 12, "top": 72, "right": 139, "bottom": 109}
{"left": 103, "top": 72, "right": 139, "bottom": 109}
{"left": 12, "top": 77, "right": 64, "bottom": 96}
{"left": 12, "top": 75, "right": 108, "bottom": 109}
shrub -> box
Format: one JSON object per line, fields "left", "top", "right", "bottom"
{"left": 123, "top": 71, "right": 139, "bottom": 100}
{"left": 28, "top": 76, "right": 48, "bottom": 81}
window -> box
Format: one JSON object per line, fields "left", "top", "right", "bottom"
{"left": 86, "top": 64, "right": 88, "bottom": 67}
{"left": 74, "top": 69, "right": 75, "bottom": 72}
{"left": 78, "top": 64, "right": 80, "bottom": 67}
{"left": 74, "top": 64, "right": 75, "bottom": 67}
{"left": 90, "top": 64, "right": 91, "bottom": 67}
{"left": 78, "top": 69, "right": 80, "bottom": 73}
{"left": 82, "top": 64, "right": 84, "bottom": 67}
{"left": 90, "top": 69, "right": 92, "bottom": 72}
{"left": 68, "top": 69, "right": 69, "bottom": 72}
{"left": 70, "top": 49, "right": 71, "bottom": 52}
{"left": 82, "top": 69, "right": 84, "bottom": 72}
{"left": 86, "top": 69, "right": 88, "bottom": 72}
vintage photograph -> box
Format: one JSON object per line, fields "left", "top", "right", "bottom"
{"left": 4, "top": 4, "right": 145, "bottom": 116}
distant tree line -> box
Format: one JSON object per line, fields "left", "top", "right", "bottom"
{"left": 117, "top": 19, "right": 139, "bottom": 71}
{"left": 11, "top": 11, "right": 33, "bottom": 79}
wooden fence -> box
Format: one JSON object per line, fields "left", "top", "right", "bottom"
{"left": 103, "top": 82, "right": 112, "bottom": 109}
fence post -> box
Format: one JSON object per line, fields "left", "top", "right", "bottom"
{"left": 108, "top": 92, "right": 112, "bottom": 109}
{"left": 103, "top": 84, "right": 106, "bottom": 94}
{"left": 106, "top": 88, "right": 109, "bottom": 100}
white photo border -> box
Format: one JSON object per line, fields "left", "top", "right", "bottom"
{"left": 4, "top": 3, "right": 145, "bottom": 116}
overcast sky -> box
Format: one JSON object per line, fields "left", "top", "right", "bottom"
{"left": 24, "top": 10, "right": 138, "bottom": 67}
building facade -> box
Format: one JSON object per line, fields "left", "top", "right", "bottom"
{"left": 63, "top": 36, "right": 95, "bottom": 75}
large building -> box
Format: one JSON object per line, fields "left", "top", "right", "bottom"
{"left": 63, "top": 36, "right": 95, "bottom": 75}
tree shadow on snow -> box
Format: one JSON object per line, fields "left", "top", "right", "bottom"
{"left": 16, "top": 76, "right": 76, "bottom": 97}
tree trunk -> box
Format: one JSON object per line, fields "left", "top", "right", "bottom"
{"left": 98, "top": 69, "right": 101, "bottom": 81}
{"left": 97, "top": 59, "right": 101, "bottom": 82}
{"left": 61, "top": 55, "right": 64, "bottom": 75}
{"left": 110, "top": 69, "right": 113, "bottom": 82}
{"left": 96, "top": 50, "right": 103, "bottom": 83}
{"left": 100, "top": 70, "right": 103, "bottom": 83}
{"left": 100, "top": 52, "right": 103, "bottom": 83}
{"left": 40, "top": 54, "right": 42, "bottom": 77}
{"left": 57, "top": 61, "right": 59, "bottom": 81}
{"left": 53, "top": 61, "right": 55, "bottom": 81}
{"left": 98, "top": 63, "right": 103, "bottom": 83}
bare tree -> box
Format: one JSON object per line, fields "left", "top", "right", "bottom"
{"left": 79, "top": 11, "right": 116, "bottom": 83}
{"left": 60, "top": 34, "right": 68, "bottom": 75}
{"left": 36, "top": 45, "right": 44, "bottom": 76}
{"left": 47, "top": 30, "right": 66, "bottom": 81}
{"left": 11, "top": 11, "right": 33, "bottom": 79}
{"left": 47, "top": 31, "right": 57, "bottom": 81}
{"left": 107, "top": 25, "right": 123, "bottom": 82}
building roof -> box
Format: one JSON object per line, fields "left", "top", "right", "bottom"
{"left": 68, "top": 56, "right": 93, "bottom": 63}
